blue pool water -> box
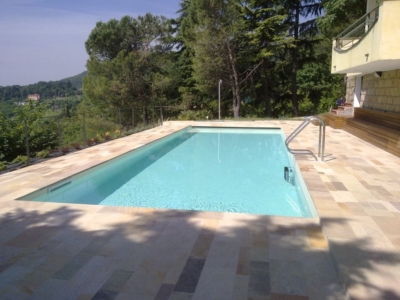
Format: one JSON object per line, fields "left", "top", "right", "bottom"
{"left": 19, "top": 127, "right": 317, "bottom": 217}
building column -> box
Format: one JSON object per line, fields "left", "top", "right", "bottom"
{"left": 354, "top": 76, "right": 362, "bottom": 107}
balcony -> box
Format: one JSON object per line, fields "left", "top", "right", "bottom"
{"left": 331, "top": 0, "right": 400, "bottom": 74}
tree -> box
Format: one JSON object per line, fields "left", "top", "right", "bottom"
{"left": 172, "top": 0, "right": 205, "bottom": 111}
{"left": 83, "top": 14, "right": 173, "bottom": 111}
{"left": 180, "top": 0, "right": 248, "bottom": 118}
{"left": 241, "top": 0, "right": 288, "bottom": 117}
{"left": 0, "top": 102, "right": 58, "bottom": 161}
{"left": 282, "top": 0, "right": 324, "bottom": 116}
{"left": 317, "top": 0, "right": 367, "bottom": 36}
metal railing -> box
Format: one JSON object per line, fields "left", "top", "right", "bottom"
{"left": 334, "top": 5, "right": 379, "bottom": 51}
{"left": 285, "top": 116, "right": 326, "bottom": 162}
{"left": 0, "top": 106, "right": 182, "bottom": 167}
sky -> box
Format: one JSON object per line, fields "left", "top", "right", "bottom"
{"left": 0, "top": 0, "right": 181, "bottom": 87}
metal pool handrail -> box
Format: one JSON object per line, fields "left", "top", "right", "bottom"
{"left": 285, "top": 116, "right": 326, "bottom": 162}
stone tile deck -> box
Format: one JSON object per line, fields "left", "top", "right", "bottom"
{"left": 0, "top": 120, "right": 399, "bottom": 300}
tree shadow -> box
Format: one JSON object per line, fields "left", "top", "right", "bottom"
{"left": 320, "top": 217, "right": 400, "bottom": 300}
{"left": 0, "top": 206, "right": 398, "bottom": 299}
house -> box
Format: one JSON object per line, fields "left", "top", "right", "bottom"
{"left": 330, "top": 0, "right": 400, "bottom": 157}
{"left": 27, "top": 94, "right": 41, "bottom": 101}
{"left": 331, "top": 0, "right": 400, "bottom": 113}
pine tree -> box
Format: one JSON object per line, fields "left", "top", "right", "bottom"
{"left": 282, "top": 0, "right": 323, "bottom": 116}
{"left": 83, "top": 14, "right": 173, "bottom": 110}
{"left": 180, "top": 0, "right": 247, "bottom": 118}
{"left": 241, "top": 0, "right": 288, "bottom": 117}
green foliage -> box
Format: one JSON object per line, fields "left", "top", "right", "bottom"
{"left": 240, "top": 103, "right": 265, "bottom": 119}
{"left": 180, "top": 0, "right": 248, "bottom": 118}
{"left": 12, "top": 155, "right": 28, "bottom": 164}
{"left": 59, "top": 71, "right": 87, "bottom": 89}
{"left": 317, "top": 96, "right": 337, "bottom": 114}
{"left": 60, "top": 116, "right": 83, "bottom": 146}
{"left": 298, "top": 97, "right": 315, "bottom": 116}
{"left": 79, "top": 0, "right": 367, "bottom": 121}
{"left": 317, "top": 0, "right": 367, "bottom": 36}
{"left": 0, "top": 111, "right": 13, "bottom": 159}
{"left": 0, "top": 90, "right": 149, "bottom": 164}
{"left": 177, "top": 110, "right": 210, "bottom": 120}
{"left": 239, "top": 0, "right": 291, "bottom": 118}
{"left": 0, "top": 100, "right": 15, "bottom": 117}
{"left": 0, "top": 102, "right": 58, "bottom": 161}
{"left": 14, "top": 102, "right": 59, "bottom": 154}
{"left": 36, "top": 150, "right": 49, "bottom": 159}
{"left": 0, "top": 161, "right": 6, "bottom": 171}
{"left": 84, "top": 14, "right": 174, "bottom": 110}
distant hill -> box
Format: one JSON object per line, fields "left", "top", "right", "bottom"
{"left": 59, "top": 71, "right": 87, "bottom": 89}
{"left": 0, "top": 71, "right": 87, "bottom": 103}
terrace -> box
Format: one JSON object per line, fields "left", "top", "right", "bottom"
{"left": 1, "top": 120, "right": 400, "bottom": 299}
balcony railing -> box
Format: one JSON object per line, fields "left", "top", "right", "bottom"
{"left": 334, "top": 5, "right": 379, "bottom": 51}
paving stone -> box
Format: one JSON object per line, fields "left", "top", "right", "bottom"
{"left": 270, "top": 260, "right": 307, "bottom": 296}
{"left": 236, "top": 246, "right": 251, "bottom": 275}
{"left": 174, "top": 258, "right": 205, "bottom": 293}
{"left": 92, "top": 269, "right": 134, "bottom": 299}
{"left": 154, "top": 283, "right": 175, "bottom": 300}
{"left": 248, "top": 261, "right": 270, "bottom": 298}
{"left": 193, "top": 267, "right": 235, "bottom": 300}
{"left": 232, "top": 274, "right": 249, "bottom": 300}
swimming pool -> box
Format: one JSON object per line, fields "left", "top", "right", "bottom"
{"left": 18, "top": 127, "right": 317, "bottom": 217}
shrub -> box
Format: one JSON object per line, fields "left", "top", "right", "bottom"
{"left": 12, "top": 155, "right": 28, "bottom": 164}
{"left": 61, "top": 146, "right": 70, "bottom": 154}
{"left": 240, "top": 103, "right": 265, "bottom": 119}
{"left": 112, "top": 129, "right": 121, "bottom": 138}
{"left": 71, "top": 143, "right": 81, "bottom": 150}
{"left": 178, "top": 110, "right": 210, "bottom": 120}
{"left": 104, "top": 132, "right": 112, "bottom": 140}
{"left": 298, "top": 97, "right": 315, "bottom": 116}
{"left": 93, "top": 133, "right": 104, "bottom": 143}
{"left": 317, "top": 96, "right": 337, "bottom": 114}
{"left": 0, "top": 162, "right": 7, "bottom": 171}
{"left": 121, "top": 131, "right": 131, "bottom": 137}
{"left": 36, "top": 150, "right": 49, "bottom": 158}
{"left": 86, "top": 139, "right": 95, "bottom": 146}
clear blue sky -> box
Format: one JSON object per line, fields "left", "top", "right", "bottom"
{"left": 0, "top": 0, "right": 181, "bottom": 87}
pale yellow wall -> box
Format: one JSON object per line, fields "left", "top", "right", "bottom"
{"left": 331, "top": 12, "right": 382, "bottom": 72}
{"left": 379, "top": 1, "right": 400, "bottom": 60}
{"left": 331, "top": 0, "right": 400, "bottom": 74}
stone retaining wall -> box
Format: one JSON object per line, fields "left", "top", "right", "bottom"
{"left": 345, "top": 76, "right": 356, "bottom": 105}
{"left": 361, "top": 69, "right": 400, "bottom": 113}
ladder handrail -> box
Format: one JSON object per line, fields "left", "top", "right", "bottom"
{"left": 285, "top": 116, "right": 325, "bottom": 161}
